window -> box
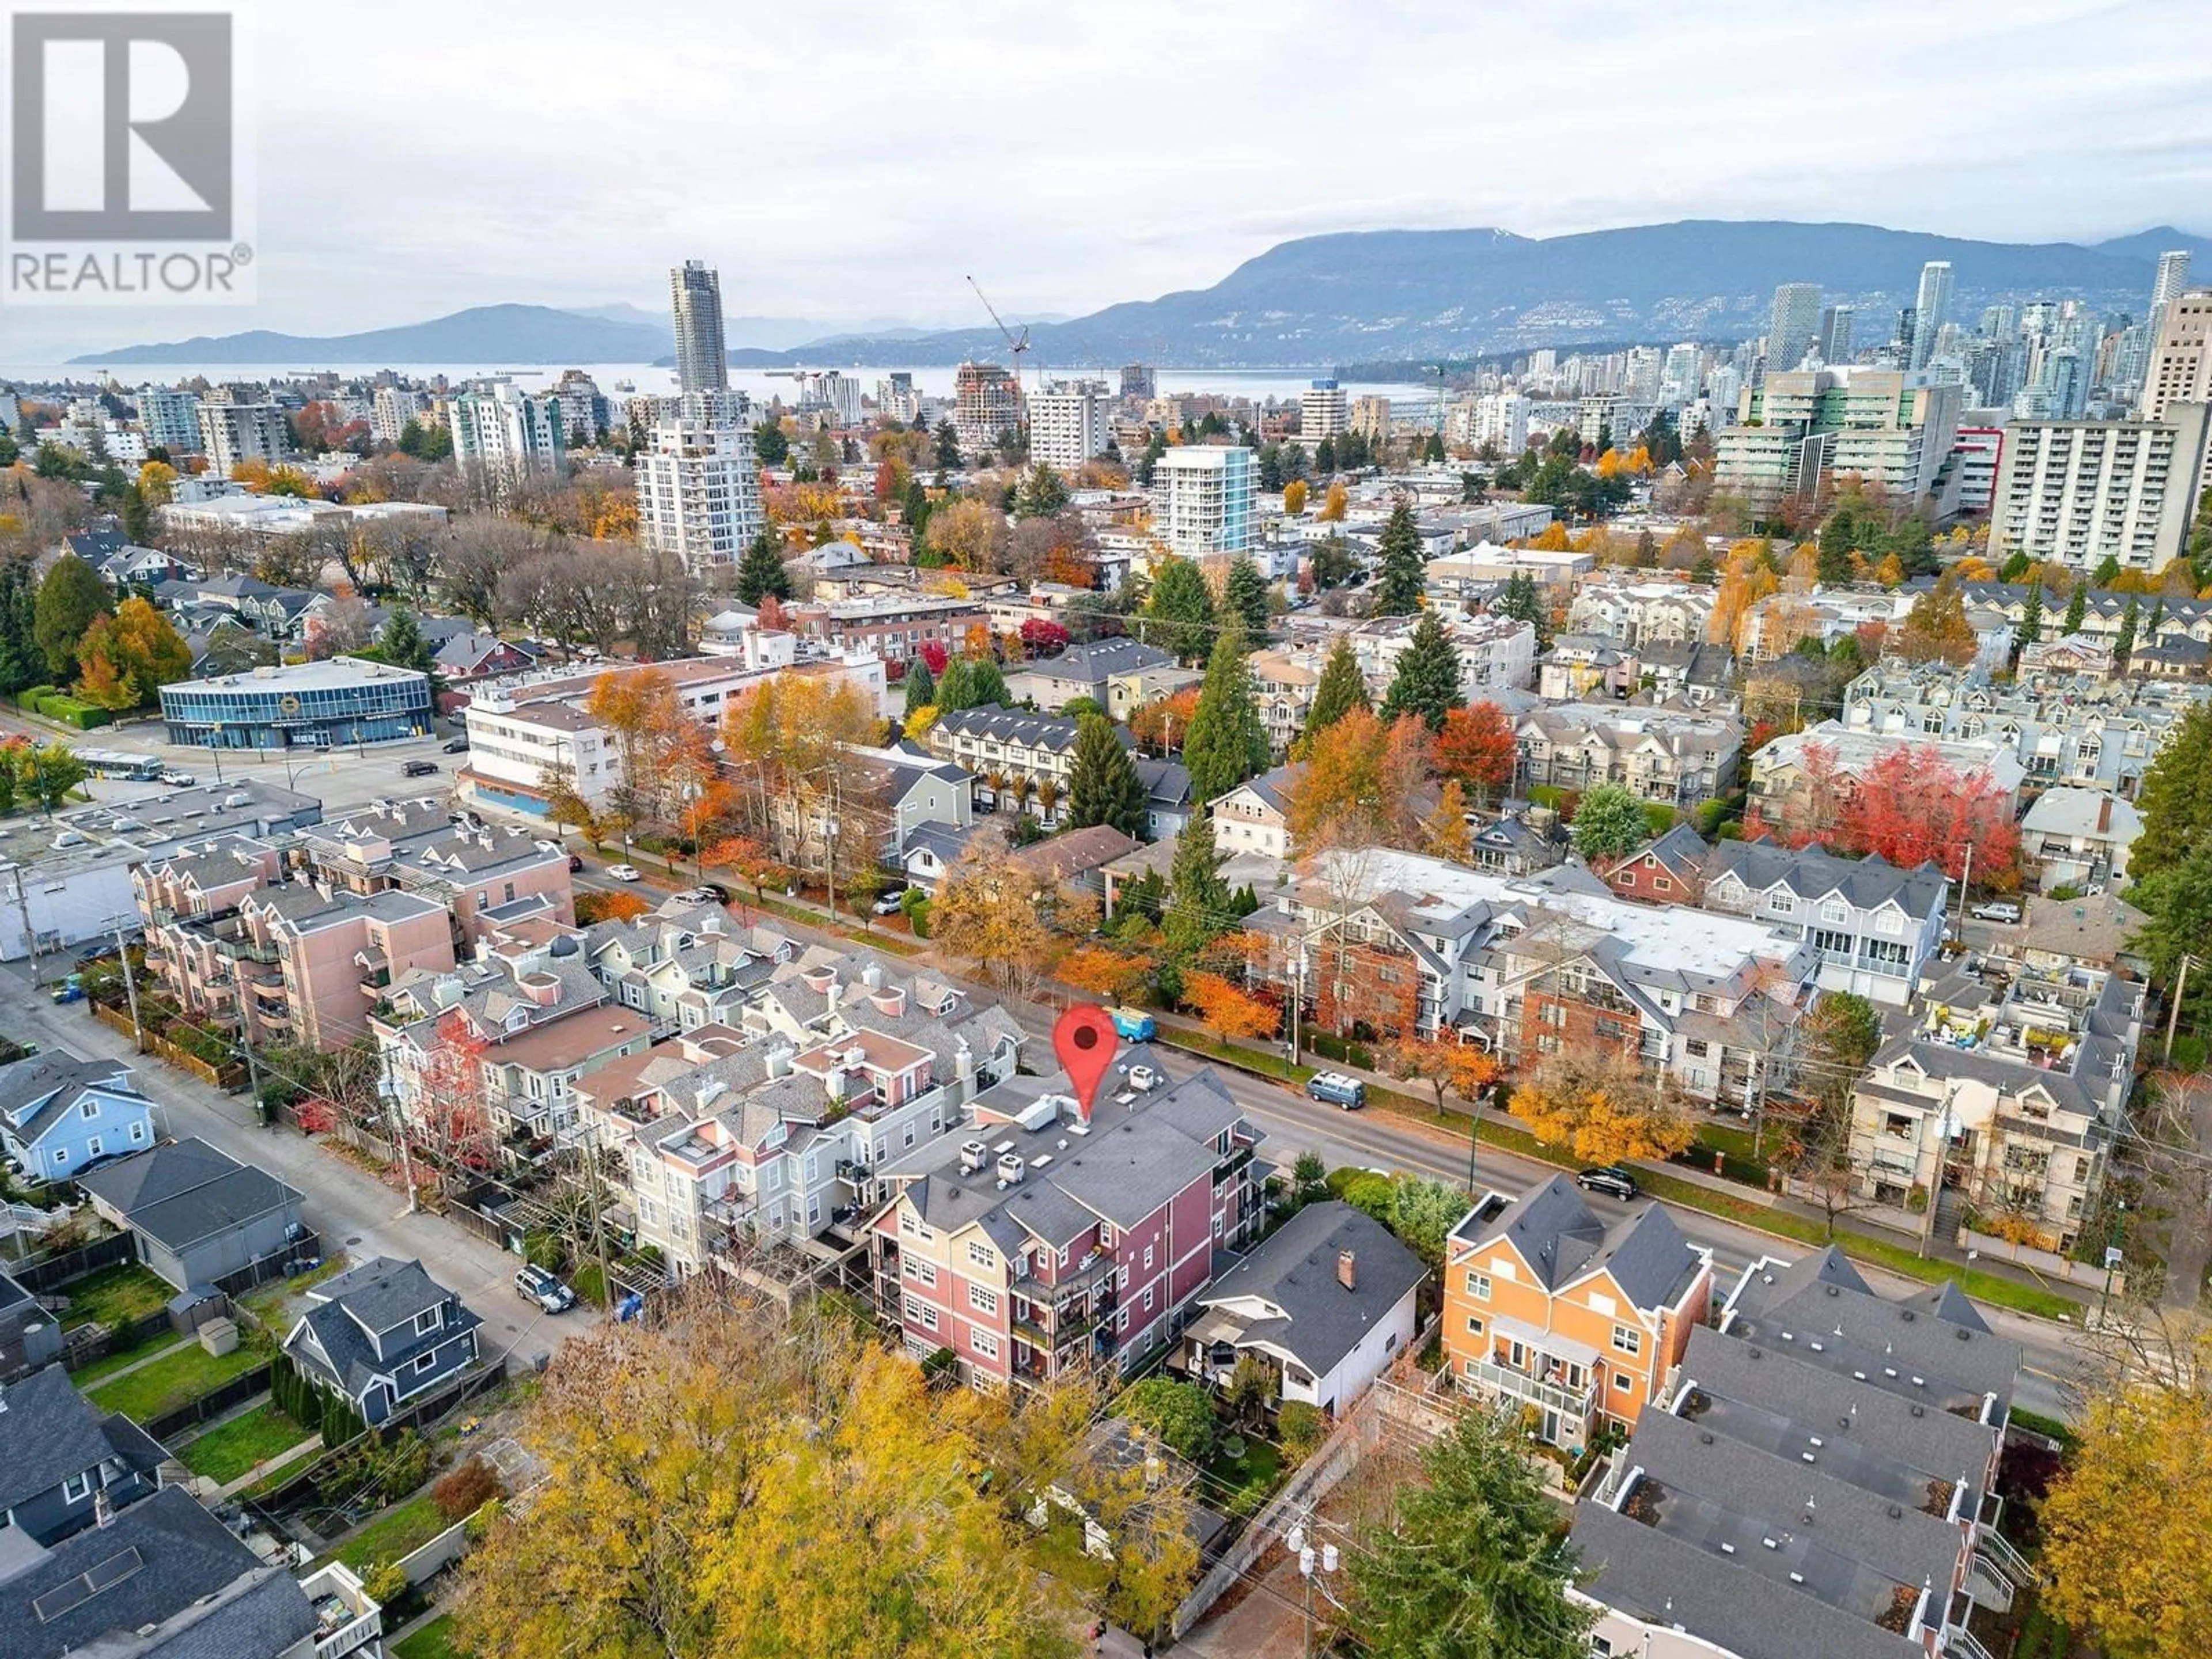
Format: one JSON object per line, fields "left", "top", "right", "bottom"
{"left": 79, "top": 1100, "right": 97, "bottom": 1119}
{"left": 1611, "top": 1324, "right": 1641, "bottom": 1356}
{"left": 128, "top": 1121, "right": 147, "bottom": 1143}
{"left": 1465, "top": 1315, "right": 1485, "bottom": 1337}
{"left": 904, "top": 1297, "right": 939, "bottom": 1332}
{"left": 1142, "top": 1286, "right": 1154, "bottom": 1312}
{"left": 967, "top": 1240, "right": 995, "bottom": 1271}
{"left": 414, "top": 1351, "right": 437, "bottom": 1374}
{"left": 902, "top": 1256, "right": 937, "bottom": 1287}
{"left": 1615, "top": 1372, "right": 1633, "bottom": 1393}
{"left": 1143, "top": 1243, "right": 1154, "bottom": 1271}
{"left": 1464, "top": 1270, "right": 1491, "bottom": 1301}
{"left": 414, "top": 1308, "right": 441, "bottom": 1336}
{"left": 62, "top": 1471, "right": 92, "bottom": 1503}
{"left": 968, "top": 1283, "right": 998, "bottom": 1316}
{"left": 971, "top": 1329, "right": 1000, "bottom": 1360}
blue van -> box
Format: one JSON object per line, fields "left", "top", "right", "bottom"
{"left": 1305, "top": 1071, "right": 1367, "bottom": 1109}
{"left": 1111, "top": 1007, "right": 1157, "bottom": 1041}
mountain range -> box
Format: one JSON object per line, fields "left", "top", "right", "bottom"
{"left": 70, "top": 219, "right": 2212, "bottom": 370}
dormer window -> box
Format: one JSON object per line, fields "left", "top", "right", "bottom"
{"left": 414, "top": 1306, "right": 441, "bottom": 1336}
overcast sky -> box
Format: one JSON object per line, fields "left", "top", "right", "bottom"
{"left": 6, "top": 0, "right": 2209, "bottom": 361}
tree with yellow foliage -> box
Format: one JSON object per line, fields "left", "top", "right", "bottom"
{"left": 1509, "top": 1050, "right": 1696, "bottom": 1164}
{"left": 931, "top": 825, "right": 1059, "bottom": 1000}
{"left": 1421, "top": 779, "right": 1473, "bottom": 862}
{"left": 2039, "top": 1330, "right": 2212, "bottom": 1659}
{"left": 1528, "top": 520, "right": 1574, "bottom": 551}
{"left": 136, "top": 459, "right": 177, "bottom": 505}
{"left": 1283, "top": 478, "right": 1309, "bottom": 516}
{"left": 1317, "top": 482, "right": 1348, "bottom": 522}
{"left": 454, "top": 1294, "right": 1087, "bottom": 1659}
{"left": 1593, "top": 448, "right": 1625, "bottom": 479}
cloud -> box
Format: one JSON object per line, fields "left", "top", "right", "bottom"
{"left": 12, "top": 0, "right": 2209, "bottom": 361}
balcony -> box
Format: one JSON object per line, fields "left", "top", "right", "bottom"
{"left": 298, "top": 1563, "right": 383, "bottom": 1659}
{"left": 213, "top": 934, "right": 281, "bottom": 966}
{"left": 1459, "top": 1355, "right": 1600, "bottom": 1423}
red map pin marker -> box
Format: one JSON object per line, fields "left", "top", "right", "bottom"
{"left": 1054, "top": 1003, "right": 1120, "bottom": 1123}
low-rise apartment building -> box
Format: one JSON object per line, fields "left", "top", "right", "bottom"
{"left": 1209, "top": 764, "right": 1297, "bottom": 860}
{"left": 871, "top": 1066, "right": 1262, "bottom": 1392}
{"left": 1443, "top": 1175, "right": 1711, "bottom": 1447}
{"left": 1514, "top": 703, "right": 1743, "bottom": 805}
{"left": 1839, "top": 660, "right": 2204, "bottom": 799}
{"left": 1748, "top": 722, "right": 2028, "bottom": 816}
{"left": 786, "top": 595, "right": 985, "bottom": 666}
{"left": 1847, "top": 957, "right": 2143, "bottom": 1253}
{"left": 1005, "top": 637, "right": 1179, "bottom": 718}
{"left": 1700, "top": 840, "right": 1950, "bottom": 1006}
{"left": 927, "top": 704, "right": 1139, "bottom": 817}
{"left": 1571, "top": 1249, "right": 2025, "bottom": 1659}
{"left": 1566, "top": 579, "right": 1717, "bottom": 648}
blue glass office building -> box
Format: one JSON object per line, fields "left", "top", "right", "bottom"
{"left": 160, "top": 659, "right": 434, "bottom": 750}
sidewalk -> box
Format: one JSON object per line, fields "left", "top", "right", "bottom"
{"left": 1148, "top": 1008, "right": 2091, "bottom": 1320}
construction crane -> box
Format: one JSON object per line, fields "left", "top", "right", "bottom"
{"left": 966, "top": 275, "right": 1033, "bottom": 380}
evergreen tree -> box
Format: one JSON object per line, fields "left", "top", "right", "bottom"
{"left": 1315, "top": 436, "right": 1336, "bottom": 474}
{"left": 2133, "top": 701, "right": 2212, "bottom": 880}
{"left": 1143, "top": 556, "right": 1215, "bottom": 662}
{"left": 1162, "top": 814, "right": 1230, "bottom": 960}
{"left": 1377, "top": 611, "right": 1464, "bottom": 733}
{"left": 933, "top": 420, "right": 961, "bottom": 470}
{"left": 1497, "top": 570, "right": 1547, "bottom": 646}
{"left": 902, "top": 658, "right": 935, "bottom": 716}
{"left": 1422, "top": 431, "right": 1446, "bottom": 464}
{"left": 2115, "top": 596, "right": 2140, "bottom": 669}
{"left": 1373, "top": 501, "right": 1425, "bottom": 615}
{"left": 2060, "top": 582, "right": 2086, "bottom": 637}
{"left": 1222, "top": 555, "right": 1269, "bottom": 638}
{"left": 1256, "top": 444, "right": 1284, "bottom": 491}
{"left": 752, "top": 425, "right": 790, "bottom": 466}
{"left": 33, "top": 554, "right": 109, "bottom": 679}
{"left": 2017, "top": 581, "right": 2044, "bottom": 651}
{"left": 734, "top": 531, "right": 792, "bottom": 605}
{"left": 0, "top": 563, "right": 43, "bottom": 694}
{"left": 1013, "top": 464, "right": 1068, "bottom": 520}
{"left": 1066, "top": 713, "right": 1148, "bottom": 838}
{"left": 1181, "top": 616, "right": 1268, "bottom": 805}
{"left": 1300, "top": 637, "right": 1369, "bottom": 753}
{"left": 1119, "top": 865, "right": 1168, "bottom": 925}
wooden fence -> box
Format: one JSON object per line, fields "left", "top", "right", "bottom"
{"left": 60, "top": 1308, "right": 173, "bottom": 1372}
{"left": 142, "top": 1360, "right": 273, "bottom": 1442}
{"left": 88, "top": 1002, "right": 246, "bottom": 1089}
{"left": 13, "top": 1231, "right": 135, "bottom": 1293}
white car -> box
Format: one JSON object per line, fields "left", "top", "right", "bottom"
{"left": 607, "top": 863, "right": 642, "bottom": 882}
{"left": 1126, "top": 1065, "right": 1162, "bottom": 1092}
{"left": 1970, "top": 901, "right": 2022, "bottom": 925}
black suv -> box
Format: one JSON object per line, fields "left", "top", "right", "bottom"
{"left": 1575, "top": 1166, "right": 1639, "bottom": 1201}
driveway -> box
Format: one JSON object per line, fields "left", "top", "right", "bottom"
{"left": 6, "top": 968, "right": 600, "bottom": 1365}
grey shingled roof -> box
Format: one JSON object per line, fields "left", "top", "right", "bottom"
{"left": 1707, "top": 840, "right": 1947, "bottom": 921}
{"left": 0, "top": 1487, "right": 317, "bottom": 1659}
{"left": 0, "top": 1368, "right": 164, "bottom": 1522}
{"left": 304, "top": 1256, "right": 454, "bottom": 1335}
{"left": 75, "top": 1139, "right": 301, "bottom": 1256}
{"left": 0, "top": 1055, "right": 139, "bottom": 1152}
{"left": 1198, "top": 1202, "right": 1425, "bottom": 1378}
{"left": 1459, "top": 1174, "right": 1700, "bottom": 1310}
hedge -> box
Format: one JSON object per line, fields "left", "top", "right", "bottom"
{"left": 1306, "top": 1032, "right": 1375, "bottom": 1070}
{"left": 26, "top": 691, "right": 110, "bottom": 728}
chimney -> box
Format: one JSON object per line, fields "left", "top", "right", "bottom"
{"left": 1337, "top": 1250, "right": 1357, "bottom": 1292}
{"left": 94, "top": 1487, "right": 114, "bottom": 1529}
{"left": 2097, "top": 796, "right": 2112, "bottom": 834}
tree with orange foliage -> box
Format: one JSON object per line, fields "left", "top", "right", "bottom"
{"left": 576, "top": 889, "right": 653, "bottom": 925}
{"left": 407, "top": 1012, "right": 499, "bottom": 1188}
{"left": 1434, "top": 702, "right": 1518, "bottom": 806}
{"left": 1130, "top": 687, "right": 1201, "bottom": 755}
{"left": 1282, "top": 479, "right": 1309, "bottom": 516}
{"left": 1183, "top": 970, "right": 1279, "bottom": 1045}
{"left": 1285, "top": 709, "right": 1433, "bottom": 853}
{"left": 1832, "top": 744, "right": 2019, "bottom": 884}
{"left": 1317, "top": 483, "right": 1348, "bottom": 522}
{"left": 703, "top": 835, "right": 794, "bottom": 903}
{"left": 1528, "top": 520, "right": 1574, "bottom": 551}
{"left": 1387, "top": 1033, "right": 1501, "bottom": 1120}
{"left": 1059, "top": 944, "right": 1154, "bottom": 1005}
{"left": 1509, "top": 1049, "right": 1696, "bottom": 1166}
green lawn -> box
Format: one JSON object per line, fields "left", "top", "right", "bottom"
{"left": 393, "top": 1615, "right": 473, "bottom": 1659}
{"left": 87, "top": 1339, "right": 268, "bottom": 1422}
{"left": 1206, "top": 1435, "right": 1285, "bottom": 1516}
{"left": 58, "top": 1261, "right": 173, "bottom": 1330}
{"left": 177, "top": 1402, "right": 316, "bottom": 1484}
{"left": 69, "top": 1331, "right": 185, "bottom": 1386}
{"left": 238, "top": 1255, "right": 349, "bottom": 1330}
{"left": 329, "top": 1494, "right": 451, "bottom": 1573}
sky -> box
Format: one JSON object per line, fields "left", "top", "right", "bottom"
{"left": 3, "top": 0, "right": 2208, "bottom": 361}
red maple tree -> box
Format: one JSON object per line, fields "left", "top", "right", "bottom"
{"left": 1434, "top": 702, "right": 1518, "bottom": 804}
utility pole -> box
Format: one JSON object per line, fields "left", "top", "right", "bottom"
{"left": 11, "top": 867, "right": 39, "bottom": 987}
{"left": 2164, "top": 953, "right": 2197, "bottom": 1062}
{"left": 2096, "top": 1199, "right": 2127, "bottom": 1328}
{"left": 111, "top": 919, "right": 143, "bottom": 1051}
{"left": 1951, "top": 840, "right": 1974, "bottom": 941}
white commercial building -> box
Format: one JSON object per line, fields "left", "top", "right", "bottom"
{"left": 449, "top": 381, "right": 567, "bottom": 498}
{"left": 1300, "top": 378, "right": 1347, "bottom": 441}
{"left": 1471, "top": 392, "right": 1530, "bottom": 454}
{"left": 195, "top": 394, "right": 287, "bottom": 478}
{"left": 1027, "top": 379, "right": 1110, "bottom": 472}
{"left": 636, "top": 393, "right": 768, "bottom": 578}
{"left": 1990, "top": 404, "right": 2211, "bottom": 574}
{"left": 1154, "top": 444, "right": 1255, "bottom": 556}
{"left": 370, "top": 386, "right": 429, "bottom": 447}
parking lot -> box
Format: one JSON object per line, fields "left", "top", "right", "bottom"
{"left": 3, "top": 712, "right": 469, "bottom": 819}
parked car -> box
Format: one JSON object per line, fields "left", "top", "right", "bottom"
{"left": 1126, "top": 1064, "right": 1162, "bottom": 1092}
{"left": 567, "top": 854, "right": 585, "bottom": 873}
{"left": 698, "top": 881, "right": 731, "bottom": 902}
{"left": 157, "top": 769, "right": 195, "bottom": 787}
{"left": 607, "top": 863, "right": 641, "bottom": 882}
{"left": 1305, "top": 1071, "right": 1366, "bottom": 1109}
{"left": 1111, "top": 1007, "right": 1157, "bottom": 1041}
{"left": 1970, "top": 901, "right": 2022, "bottom": 925}
{"left": 672, "top": 887, "right": 722, "bottom": 907}
{"left": 402, "top": 759, "right": 440, "bottom": 778}
{"left": 514, "top": 1264, "right": 575, "bottom": 1313}
{"left": 1575, "top": 1166, "right": 1639, "bottom": 1201}
{"left": 442, "top": 736, "right": 471, "bottom": 753}
{"left": 871, "top": 893, "right": 907, "bottom": 915}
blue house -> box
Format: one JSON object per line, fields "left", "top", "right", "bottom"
{"left": 0, "top": 1052, "right": 157, "bottom": 1184}
{"left": 0, "top": 1365, "right": 168, "bottom": 1546}
{"left": 283, "top": 1257, "right": 482, "bottom": 1425}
